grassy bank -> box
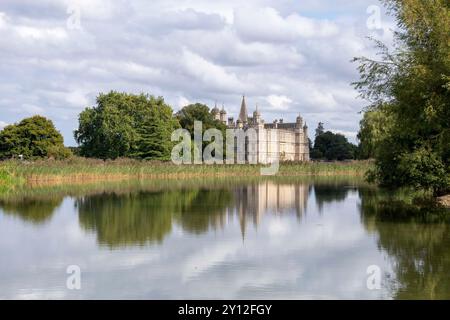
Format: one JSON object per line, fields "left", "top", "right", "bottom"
{"left": 0, "top": 157, "right": 373, "bottom": 188}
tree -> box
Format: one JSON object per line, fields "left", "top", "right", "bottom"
{"left": 311, "top": 122, "right": 356, "bottom": 161}
{"left": 74, "top": 91, "right": 180, "bottom": 160}
{"left": 0, "top": 115, "right": 71, "bottom": 160}
{"left": 353, "top": 0, "right": 450, "bottom": 195}
{"left": 176, "top": 103, "right": 227, "bottom": 156}
{"left": 312, "top": 131, "right": 356, "bottom": 161}
{"left": 356, "top": 104, "right": 394, "bottom": 159}
{"left": 176, "top": 103, "right": 226, "bottom": 136}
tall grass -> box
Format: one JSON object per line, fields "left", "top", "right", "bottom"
{"left": 0, "top": 157, "right": 373, "bottom": 187}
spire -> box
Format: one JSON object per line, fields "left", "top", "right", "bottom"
{"left": 238, "top": 95, "right": 248, "bottom": 123}
{"left": 254, "top": 103, "right": 260, "bottom": 115}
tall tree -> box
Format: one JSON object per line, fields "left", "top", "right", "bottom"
{"left": 312, "top": 131, "right": 356, "bottom": 161}
{"left": 74, "top": 92, "right": 180, "bottom": 160}
{"left": 0, "top": 115, "right": 70, "bottom": 160}
{"left": 353, "top": 0, "right": 450, "bottom": 195}
{"left": 357, "top": 104, "right": 394, "bottom": 159}
{"left": 176, "top": 103, "right": 226, "bottom": 136}
{"left": 176, "top": 103, "right": 227, "bottom": 157}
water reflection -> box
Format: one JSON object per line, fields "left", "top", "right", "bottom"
{"left": 233, "top": 182, "right": 310, "bottom": 239}
{"left": 76, "top": 181, "right": 311, "bottom": 246}
{"left": 0, "top": 178, "right": 449, "bottom": 299}
{"left": 359, "top": 187, "right": 450, "bottom": 299}
{"left": 0, "top": 197, "right": 63, "bottom": 224}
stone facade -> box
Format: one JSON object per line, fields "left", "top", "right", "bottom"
{"left": 211, "top": 96, "right": 310, "bottom": 163}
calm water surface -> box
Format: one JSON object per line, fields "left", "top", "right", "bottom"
{"left": 0, "top": 178, "right": 448, "bottom": 299}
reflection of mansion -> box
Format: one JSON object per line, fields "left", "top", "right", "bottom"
{"left": 233, "top": 181, "right": 310, "bottom": 239}
{"left": 212, "top": 96, "right": 310, "bottom": 163}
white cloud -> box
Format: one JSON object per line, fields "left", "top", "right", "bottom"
{"left": 266, "top": 95, "right": 292, "bottom": 111}
{"left": 19, "top": 104, "right": 45, "bottom": 114}
{"left": 234, "top": 7, "right": 339, "bottom": 43}
{"left": 177, "top": 96, "right": 190, "bottom": 108}
{"left": 181, "top": 49, "right": 247, "bottom": 93}
{"left": 0, "top": 121, "right": 8, "bottom": 129}
{"left": 0, "top": 0, "right": 393, "bottom": 144}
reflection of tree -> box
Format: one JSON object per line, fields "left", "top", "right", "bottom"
{"left": 0, "top": 198, "right": 63, "bottom": 224}
{"left": 359, "top": 188, "right": 450, "bottom": 299}
{"left": 77, "top": 189, "right": 233, "bottom": 247}
{"left": 176, "top": 189, "right": 232, "bottom": 234}
{"left": 314, "top": 183, "right": 354, "bottom": 211}
{"left": 77, "top": 191, "right": 188, "bottom": 247}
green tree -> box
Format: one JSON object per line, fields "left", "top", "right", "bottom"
{"left": 176, "top": 103, "right": 227, "bottom": 157}
{"left": 356, "top": 105, "right": 394, "bottom": 159}
{"left": 74, "top": 91, "right": 180, "bottom": 160}
{"left": 311, "top": 125, "right": 356, "bottom": 161}
{"left": 353, "top": 0, "right": 450, "bottom": 195}
{"left": 0, "top": 115, "right": 71, "bottom": 160}
{"left": 176, "top": 103, "right": 226, "bottom": 136}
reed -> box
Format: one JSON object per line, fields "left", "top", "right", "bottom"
{"left": 0, "top": 157, "right": 373, "bottom": 187}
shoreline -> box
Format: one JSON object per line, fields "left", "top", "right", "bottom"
{"left": 0, "top": 158, "right": 372, "bottom": 187}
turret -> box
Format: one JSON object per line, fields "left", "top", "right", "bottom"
{"left": 220, "top": 104, "right": 227, "bottom": 124}
{"left": 211, "top": 102, "right": 220, "bottom": 121}
{"left": 253, "top": 104, "right": 261, "bottom": 124}
{"left": 296, "top": 114, "right": 303, "bottom": 128}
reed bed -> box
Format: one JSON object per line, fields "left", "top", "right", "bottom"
{"left": 0, "top": 157, "right": 373, "bottom": 187}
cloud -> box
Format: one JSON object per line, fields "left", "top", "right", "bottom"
{"left": 234, "top": 7, "right": 339, "bottom": 43}
{"left": 0, "top": 0, "right": 393, "bottom": 145}
{"left": 181, "top": 49, "right": 247, "bottom": 93}
{"left": 0, "top": 121, "right": 8, "bottom": 129}
{"left": 266, "top": 95, "right": 292, "bottom": 111}
{"left": 19, "top": 104, "right": 45, "bottom": 114}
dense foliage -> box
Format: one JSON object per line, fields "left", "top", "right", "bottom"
{"left": 311, "top": 123, "right": 357, "bottom": 161}
{"left": 353, "top": 0, "right": 450, "bottom": 195}
{"left": 176, "top": 103, "right": 227, "bottom": 157}
{"left": 74, "top": 91, "right": 180, "bottom": 160}
{"left": 176, "top": 103, "right": 227, "bottom": 137}
{"left": 0, "top": 116, "right": 71, "bottom": 160}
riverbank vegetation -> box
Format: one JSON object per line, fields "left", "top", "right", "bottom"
{"left": 353, "top": 0, "right": 449, "bottom": 197}
{"left": 0, "top": 158, "right": 372, "bottom": 189}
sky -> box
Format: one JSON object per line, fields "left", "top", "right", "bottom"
{"left": 0, "top": 0, "right": 396, "bottom": 145}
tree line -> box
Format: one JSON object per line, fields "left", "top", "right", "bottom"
{"left": 353, "top": 0, "right": 449, "bottom": 196}
{"left": 0, "top": 93, "right": 228, "bottom": 161}
{"left": 0, "top": 1, "right": 447, "bottom": 196}
{"left": 0, "top": 94, "right": 359, "bottom": 162}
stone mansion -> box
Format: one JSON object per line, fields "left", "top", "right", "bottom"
{"left": 211, "top": 96, "right": 310, "bottom": 163}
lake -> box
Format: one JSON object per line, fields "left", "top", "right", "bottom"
{"left": 0, "top": 177, "right": 448, "bottom": 299}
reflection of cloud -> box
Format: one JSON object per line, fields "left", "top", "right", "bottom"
{"left": 0, "top": 180, "right": 395, "bottom": 299}
{"left": 267, "top": 218, "right": 290, "bottom": 237}
{"left": 182, "top": 242, "right": 239, "bottom": 282}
